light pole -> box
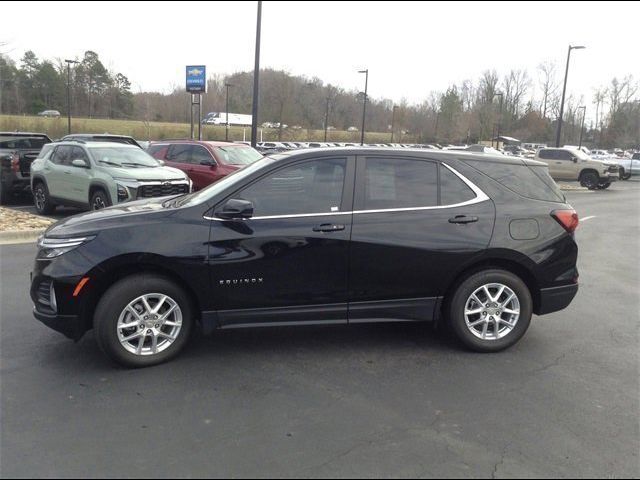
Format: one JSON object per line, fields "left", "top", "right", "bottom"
{"left": 358, "top": 69, "right": 368, "bottom": 145}
{"left": 390, "top": 105, "right": 399, "bottom": 143}
{"left": 323, "top": 97, "right": 330, "bottom": 142}
{"left": 494, "top": 92, "right": 503, "bottom": 149}
{"left": 556, "top": 45, "right": 585, "bottom": 147}
{"left": 225, "top": 83, "right": 233, "bottom": 141}
{"left": 250, "top": 1, "right": 262, "bottom": 148}
{"left": 578, "top": 106, "right": 586, "bottom": 149}
{"left": 64, "top": 59, "right": 79, "bottom": 135}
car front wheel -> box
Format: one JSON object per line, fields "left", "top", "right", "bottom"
{"left": 580, "top": 172, "right": 599, "bottom": 190}
{"left": 94, "top": 274, "right": 194, "bottom": 368}
{"left": 90, "top": 189, "right": 111, "bottom": 210}
{"left": 447, "top": 269, "right": 532, "bottom": 352}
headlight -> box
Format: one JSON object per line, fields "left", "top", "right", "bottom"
{"left": 37, "top": 235, "right": 96, "bottom": 259}
{"left": 116, "top": 183, "right": 129, "bottom": 202}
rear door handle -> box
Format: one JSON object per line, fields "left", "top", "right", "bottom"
{"left": 313, "top": 224, "right": 345, "bottom": 232}
{"left": 448, "top": 215, "right": 478, "bottom": 225}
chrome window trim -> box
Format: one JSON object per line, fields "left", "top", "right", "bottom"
{"left": 204, "top": 163, "right": 489, "bottom": 221}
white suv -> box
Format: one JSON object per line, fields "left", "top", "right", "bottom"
{"left": 535, "top": 147, "right": 619, "bottom": 190}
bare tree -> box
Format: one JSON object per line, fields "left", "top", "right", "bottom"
{"left": 537, "top": 61, "right": 558, "bottom": 119}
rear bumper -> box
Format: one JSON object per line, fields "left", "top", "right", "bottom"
{"left": 33, "top": 308, "right": 84, "bottom": 341}
{"left": 537, "top": 284, "right": 579, "bottom": 315}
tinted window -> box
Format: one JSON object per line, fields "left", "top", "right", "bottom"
{"left": 71, "top": 146, "right": 90, "bottom": 163}
{"left": 192, "top": 145, "right": 213, "bottom": 164}
{"left": 362, "top": 157, "right": 437, "bottom": 210}
{"left": 464, "top": 160, "right": 564, "bottom": 203}
{"left": 538, "top": 149, "right": 555, "bottom": 160}
{"left": 557, "top": 150, "right": 574, "bottom": 161}
{"left": 168, "top": 144, "right": 193, "bottom": 164}
{"left": 50, "top": 145, "right": 73, "bottom": 166}
{"left": 440, "top": 165, "right": 476, "bottom": 205}
{"left": 238, "top": 158, "right": 346, "bottom": 216}
{"left": 147, "top": 144, "right": 168, "bottom": 158}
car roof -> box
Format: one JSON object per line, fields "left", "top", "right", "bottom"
{"left": 270, "top": 147, "right": 546, "bottom": 167}
{"left": 149, "top": 140, "right": 248, "bottom": 147}
{"left": 55, "top": 141, "right": 140, "bottom": 149}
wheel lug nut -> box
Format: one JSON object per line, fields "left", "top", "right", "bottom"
{"left": 482, "top": 312, "right": 487, "bottom": 316}
{"left": 155, "top": 324, "right": 159, "bottom": 328}
{"left": 147, "top": 330, "right": 152, "bottom": 334}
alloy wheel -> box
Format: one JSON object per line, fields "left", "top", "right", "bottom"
{"left": 464, "top": 283, "right": 520, "bottom": 341}
{"left": 116, "top": 293, "right": 183, "bottom": 356}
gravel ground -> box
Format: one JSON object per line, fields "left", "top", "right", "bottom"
{"left": 0, "top": 206, "right": 54, "bottom": 232}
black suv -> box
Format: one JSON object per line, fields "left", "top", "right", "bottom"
{"left": 31, "top": 148, "right": 579, "bottom": 367}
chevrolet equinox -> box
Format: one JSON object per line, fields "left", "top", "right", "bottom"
{"left": 31, "top": 148, "right": 579, "bottom": 367}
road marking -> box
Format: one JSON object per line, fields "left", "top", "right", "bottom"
{"left": 581, "top": 216, "right": 596, "bottom": 222}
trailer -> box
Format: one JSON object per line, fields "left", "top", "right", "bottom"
{"left": 203, "top": 112, "right": 253, "bottom": 126}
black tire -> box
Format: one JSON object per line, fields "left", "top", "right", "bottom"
{"left": 447, "top": 269, "right": 533, "bottom": 352}
{"left": 0, "top": 182, "right": 10, "bottom": 205}
{"left": 33, "top": 181, "right": 55, "bottom": 215}
{"left": 620, "top": 169, "right": 632, "bottom": 180}
{"left": 580, "top": 171, "right": 599, "bottom": 190}
{"left": 597, "top": 182, "right": 611, "bottom": 190}
{"left": 90, "top": 189, "right": 111, "bottom": 211}
{"left": 94, "top": 274, "right": 194, "bottom": 368}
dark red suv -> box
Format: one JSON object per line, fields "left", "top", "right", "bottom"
{"left": 148, "top": 141, "right": 263, "bottom": 190}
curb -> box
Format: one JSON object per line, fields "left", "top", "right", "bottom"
{"left": 0, "top": 229, "right": 45, "bottom": 245}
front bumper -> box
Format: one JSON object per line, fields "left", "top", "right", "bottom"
{"left": 537, "top": 284, "right": 579, "bottom": 315}
{"left": 33, "top": 308, "right": 83, "bottom": 341}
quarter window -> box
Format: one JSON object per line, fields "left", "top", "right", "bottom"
{"left": 362, "top": 157, "right": 438, "bottom": 210}
{"left": 238, "top": 158, "right": 346, "bottom": 216}
{"left": 440, "top": 165, "right": 476, "bottom": 205}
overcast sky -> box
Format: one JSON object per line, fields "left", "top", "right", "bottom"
{"left": 3, "top": 1, "right": 638, "bottom": 117}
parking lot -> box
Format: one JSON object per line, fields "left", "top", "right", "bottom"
{"left": 1, "top": 180, "right": 638, "bottom": 478}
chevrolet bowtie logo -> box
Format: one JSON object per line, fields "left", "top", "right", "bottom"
{"left": 188, "top": 68, "right": 203, "bottom": 76}
{"left": 219, "top": 278, "right": 264, "bottom": 286}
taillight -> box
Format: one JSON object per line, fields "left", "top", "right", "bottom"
{"left": 551, "top": 209, "right": 579, "bottom": 233}
{"left": 11, "top": 153, "right": 20, "bottom": 173}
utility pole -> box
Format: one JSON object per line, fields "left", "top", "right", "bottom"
{"left": 323, "top": 97, "right": 330, "bottom": 142}
{"left": 390, "top": 105, "right": 398, "bottom": 143}
{"left": 556, "top": 45, "right": 585, "bottom": 147}
{"left": 225, "top": 83, "right": 233, "bottom": 142}
{"left": 578, "top": 106, "right": 586, "bottom": 149}
{"left": 250, "top": 1, "right": 262, "bottom": 148}
{"left": 358, "top": 69, "right": 368, "bottom": 146}
{"left": 64, "top": 59, "right": 79, "bottom": 135}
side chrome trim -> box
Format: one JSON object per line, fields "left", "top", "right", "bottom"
{"left": 203, "top": 163, "right": 489, "bottom": 221}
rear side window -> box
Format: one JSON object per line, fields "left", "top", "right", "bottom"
{"left": 362, "top": 157, "right": 438, "bottom": 209}
{"left": 440, "top": 165, "right": 476, "bottom": 205}
{"left": 147, "top": 144, "right": 168, "bottom": 159}
{"left": 464, "top": 160, "right": 564, "bottom": 203}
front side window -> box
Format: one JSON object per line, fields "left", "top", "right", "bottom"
{"left": 192, "top": 145, "right": 214, "bottom": 164}
{"left": 50, "top": 145, "right": 73, "bottom": 166}
{"left": 71, "top": 146, "right": 90, "bottom": 163}
{"left": 238, "top": 158, "right": 346, "bottom": 217}
{"left": 168, "top": 144, "right": 193, "bottom": 164}
{"left": 362, "top": 157, "right": 438, "bottom": 210}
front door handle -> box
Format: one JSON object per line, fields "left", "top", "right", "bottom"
{"left": 313, "top": 224, "right": 345, "bottom": 232}
{"left": 449, "top": 215, "right": 479, "bottom": 225}
{"left": 64, "top": 171, "right": 72, "bottom": 175}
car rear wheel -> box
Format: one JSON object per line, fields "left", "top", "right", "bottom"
{"left": 447, "top": 269, "right": 532, "bottom": 352}
{"left": 94, "top": 274, "right": 194, "bottom": 368}
{"left": 90, "top": 189, "right": 111, "bottom": 211}
{"left": 33, "top": 182, "right": 55, "bottom": 214}
{"left": 620, "top": 168, "right": 632, "bottom": 180}
{"left": 579, "top": 172, "right": 599, "bottom": 190}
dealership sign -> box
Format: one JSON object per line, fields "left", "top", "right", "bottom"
{"left": 186, "top": 65, "right": 206, "bottom": 93}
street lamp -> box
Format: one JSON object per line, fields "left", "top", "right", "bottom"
{"left": 225, "top": 83, "right": 233, "bottom": 141}
{"left": 250, "top": 1, "right": 262, "bottom": 148}
{"left": 323, "top": 97, "right": 331, "bottom": 142}
{"left": 578, "top": 106, "right": 586, "bottom": 149}
{"left": 358, "top": 69, "right": 368, "bottom": 146}
{"left": 64, "top": 59, "right": 79, "bottom": 135}
{"left": 494, "top": 92, "right": 503, "bottom": 149}
{"left": 556, "top": 45, "right": 586, "bottom": 147}
{"left": 390, "top": 105, "right": 399, "bottom": 143}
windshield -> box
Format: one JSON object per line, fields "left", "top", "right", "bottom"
{"left": 573, "top": 150, "right": 590, "bottom": 161}
{"left": 176, "top": 156, "right": 275, "bottom": 208}
{"left": 213, "top": 145, "right": 263, "bottom": 165}
{"left": 89, "top": 146, "right": 160, "bottom": 168}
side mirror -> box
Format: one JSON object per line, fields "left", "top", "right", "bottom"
{"left": 216, "top": 198, "right": 254, "bottom": 220}
{"left": 200, "top": 160, "right": 215, "bottom": 167}
{"left": 571, "top": 156, "right": 578, "bottom": 163}
{"left": 71, "top": 159, "right": 88, "bottom": 168}
{"left": 156, "top": 159, "right": 166, "bottom": 166}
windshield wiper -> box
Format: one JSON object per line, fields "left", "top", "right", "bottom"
{"left": 122, "top": 162, "right": 153, "bottom": 168}
{"left": 98, "top": 160, "right": 122, "bottom": 167}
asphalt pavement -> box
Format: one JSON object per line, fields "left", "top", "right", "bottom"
{"left": 1, "top": 181, "right": 638, "bottom": 478}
